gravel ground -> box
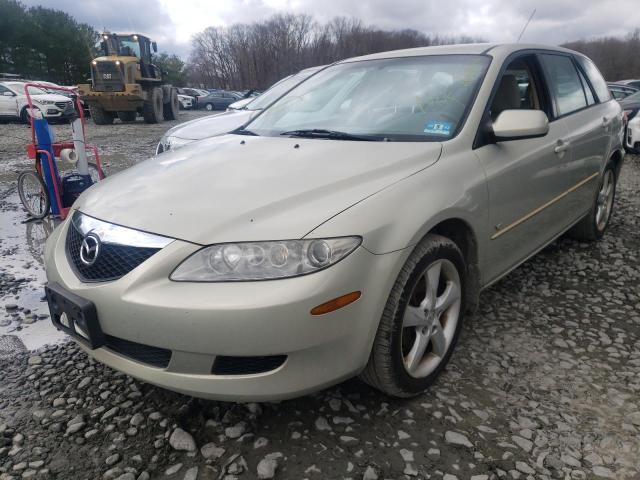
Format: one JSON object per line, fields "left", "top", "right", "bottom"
{"left": 0, "top": 113, "right": 639, "bottom": 480}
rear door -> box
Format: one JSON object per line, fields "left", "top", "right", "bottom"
{"left": 538, "top": 53, "right": 617, "bottom": 218}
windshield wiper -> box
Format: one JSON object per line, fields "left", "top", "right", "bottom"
{"left": 280, "top": 129, "right": 385, "bottom": 141}
{"left": 232, "top": 127, "right": 259, "bottom": 136}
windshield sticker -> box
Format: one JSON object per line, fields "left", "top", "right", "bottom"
{"left": 424, "top": 121, "right": 453, "bottom": 136}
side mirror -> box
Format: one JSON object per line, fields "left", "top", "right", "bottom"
{"left": 152, "top": 42, "right": 158, "bottom": 53}
{"left": 2, "top": 91, "right": 15, "bottom": 97}
{"left": 492, "top": 109, "right": 549, "bottom": 141}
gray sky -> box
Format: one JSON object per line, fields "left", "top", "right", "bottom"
{"left": 22, "top": 0, "right": 640, "bottom": 59}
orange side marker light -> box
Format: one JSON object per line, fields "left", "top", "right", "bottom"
{"left": 311, "top": 291, "right": 362, "bottom": 316}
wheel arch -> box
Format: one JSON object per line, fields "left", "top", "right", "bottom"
{"left": 608, "top": 148, "right": 624, "bottom": 179}
{"left": 427, "top": 217, "right": 480, "bottom": 313}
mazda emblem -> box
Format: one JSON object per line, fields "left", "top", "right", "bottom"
{"left": 80, "top": 233, "right": 101, "bottom": 266}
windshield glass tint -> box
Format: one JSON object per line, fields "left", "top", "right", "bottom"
{"left": 248, "top": 71, "right": 316, "bottom": 111}
{"left": 7, "top": 83, "right": 46, "bottom": 95}
{"left": 247, "top": 55, "right": 490, "bottom": 141}
{"left": 118, "top": 38, "right": 141, "bottom": 57}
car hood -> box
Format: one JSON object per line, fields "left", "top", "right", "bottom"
{"left": 32, "top": 93, "right": 72, "bottom": 102}
{"left": 165, "top": 110, "right": 255, "bottom": 140}
{"left": 77, "top": 135, "right": 442, "bottom": 245}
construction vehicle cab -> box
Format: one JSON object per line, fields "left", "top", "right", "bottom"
{"left": 78, "top": 33, "right": 179, "bottom": 125}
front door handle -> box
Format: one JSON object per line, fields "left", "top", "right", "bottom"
{"left": 554, "top": 139, "right": 570, "bottom": 156}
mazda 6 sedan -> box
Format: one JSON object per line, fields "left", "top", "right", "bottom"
{"left": 44, "top": 43, "right": 623, "bottom": 401}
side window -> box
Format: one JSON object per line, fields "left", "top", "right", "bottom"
{"left": 575, "top": 56, "right": 611, "bottom": 102}
{"left": 0, "top": 85, "right": 8, "bottom": 94}
{"left": 490, "top": 56, "right": 543, "bottom": 121}
{"left": 540, "top": 54, "right": 587, "bottom": 116}
{"left": 577, "top": 69, "right": 596, "bottom": 105}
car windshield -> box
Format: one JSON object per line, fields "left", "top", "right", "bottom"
{"left": 247, "top": 71, "right": 316, "bottom": 111}
{"left": 6, "top": 83, "right": 46, "bottom": 95}
{"left": 246, "top": 55, "right": 490, "bottom": 141}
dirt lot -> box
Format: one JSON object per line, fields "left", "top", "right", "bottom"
{"left": 0, "top": 112, "right": 639, "bottom": 480}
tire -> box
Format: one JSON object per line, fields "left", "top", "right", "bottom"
{"left": 163, "top": 88, "right": 179, "bottom": 120}
{"left": 570, "top": 164, "right": 617, "bottom": 241}
{"left": 89, "top": 104, "right": 114, "bottom": 125}
{"left": 117, "top": 111, "right": 137, "bottom": 123}
{"left": 360, "top": 234, "right": 466, "bottom": 397}
{"left": 20, "top": 107, "right": 31, "bottom": 124}
{"left": 204, "top": 103, "right": 214, "bottom": 111}
{"left": 17, "top": 170, "right": 50, "bottom": 219}
{"left": 143, "top": 87, "right": 163, "bottom": 124}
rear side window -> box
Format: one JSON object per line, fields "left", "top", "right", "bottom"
{"left": 575, "top": 56, "right": 611, "bottom": 102}
{"left": 540, "top": 54, "right": 587, "bottom": 116}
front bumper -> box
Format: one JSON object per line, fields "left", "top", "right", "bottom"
{"left": 625, "top": 116, "right": 640, "bottom": 153}
{"left": 78, "top": 83, "right": 145, "bottom": 111}
{"left": 44, "top": 216, "right": 405, "bottom": 401}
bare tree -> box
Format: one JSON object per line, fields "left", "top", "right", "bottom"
{"left": 563, "top": 30, "right": 640, "bottom": 81}
{"left": 187, "top": 14, "right": 483, "bottom": 90}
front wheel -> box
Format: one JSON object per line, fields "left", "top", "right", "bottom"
{"left": 17, "top": 170, "right": 50, "bottom": 219}
{"left": 360, "top": 234, "right": 465, "bottom": 397}
{"left": 89, "top": 104, "right": 115, "bottom": 125}
{"left": 204, "top": 103, "right": 214, "bottom": 111}
{"left": 570, "top": 164, "right": 617, "bottom": 241}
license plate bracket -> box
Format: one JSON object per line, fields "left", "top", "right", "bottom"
{"left": 45, "top": 282, "right": 105, "bottom": 349}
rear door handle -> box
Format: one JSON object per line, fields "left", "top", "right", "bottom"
{"left": 602, "top": 116, "right": 613, "bottom": 129}
{"left": 554, "top": 139, "right": 570, "bottom": 155}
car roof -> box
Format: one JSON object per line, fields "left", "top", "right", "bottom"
{"left": 338, "top": 43, "right": 581, "bottom": 64}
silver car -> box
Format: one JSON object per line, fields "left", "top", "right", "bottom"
{"left": 44, "top": 43, "right": 623, "bottom": 401}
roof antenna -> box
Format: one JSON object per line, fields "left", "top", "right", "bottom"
{"left": 517, "top": 8, "right": 536, "bottom": 42}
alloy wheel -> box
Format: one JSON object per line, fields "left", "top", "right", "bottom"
{"left": 401, "top": 259, "right": 461, "bottom": 378}
{"left": 595, "top": 170, "right": 614, "bottom": 231}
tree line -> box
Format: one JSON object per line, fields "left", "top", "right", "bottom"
{"left": 2, "top": 1, "right": 640, "bottom": 89}
{"left": 562, "top": 30, "right": 640, "bottom": 82}
{"left": 0, "top": 0, "right": 98, "bottom": 85}
{"left": 187, "top": 15, "right": 481, "bottom": 90}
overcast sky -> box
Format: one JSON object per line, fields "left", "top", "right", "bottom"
{"left": 22, "top": 0, "right": 640, "bottom": 59}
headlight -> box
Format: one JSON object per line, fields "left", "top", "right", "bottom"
{"left": 35, "top": 99, "right": 55, "bottom": 105}
{"left": 156, "top": 135, "right": 194, "bottom": 154}
{"left": 171, "top": 237, "right": 361, "bottom": 282}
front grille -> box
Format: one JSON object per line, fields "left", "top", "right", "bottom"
{"left": 92, "top": 61, "right": 124, "bottom": 92}
{"left": 66, "top": 222, "right": 160, "bottom": 282}
{"left": 55, "top": 101, "right": 72, "bottom": 109}
{"left": 212, "top": 355, "right": 287, "bottom": 375}
{"left": 104, "top": 335, "right": 171, "bottom": 368}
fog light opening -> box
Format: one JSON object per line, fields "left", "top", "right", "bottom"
{"left": 311, "top": 291, "right": 362, "bottom": 316}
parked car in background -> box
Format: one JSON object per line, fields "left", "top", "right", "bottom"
{"left": 0, "top": 81, "right": 74, "bottom": 123}
{"left": 156, "top": 66, "right": 323, "bottom": 154}
{"left": 46, "top": 44, "right": 623, "bottom": 401}
{"left": 226, "top": 97, "right": 254, "bottom": 111}
{"left": 197, "top": 91, "right": 242, "bottom": 111}
{"left": 177, "top": 93, "right": 194, "bottom": 110}
{"left": 179, "top": 88, "right": 208, "bottom": 108}
{"left": 620, "top": 90, "right": 640, "bottom": 153}
{"left": 608, "top": 82, "right": 638, "bottom": 100}
{"left": 615, "top": 79, "right": 640, "bottom": 89}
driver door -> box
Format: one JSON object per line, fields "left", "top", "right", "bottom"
{"left": 474, "top": 54, "right": 572, "bottom": 283}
